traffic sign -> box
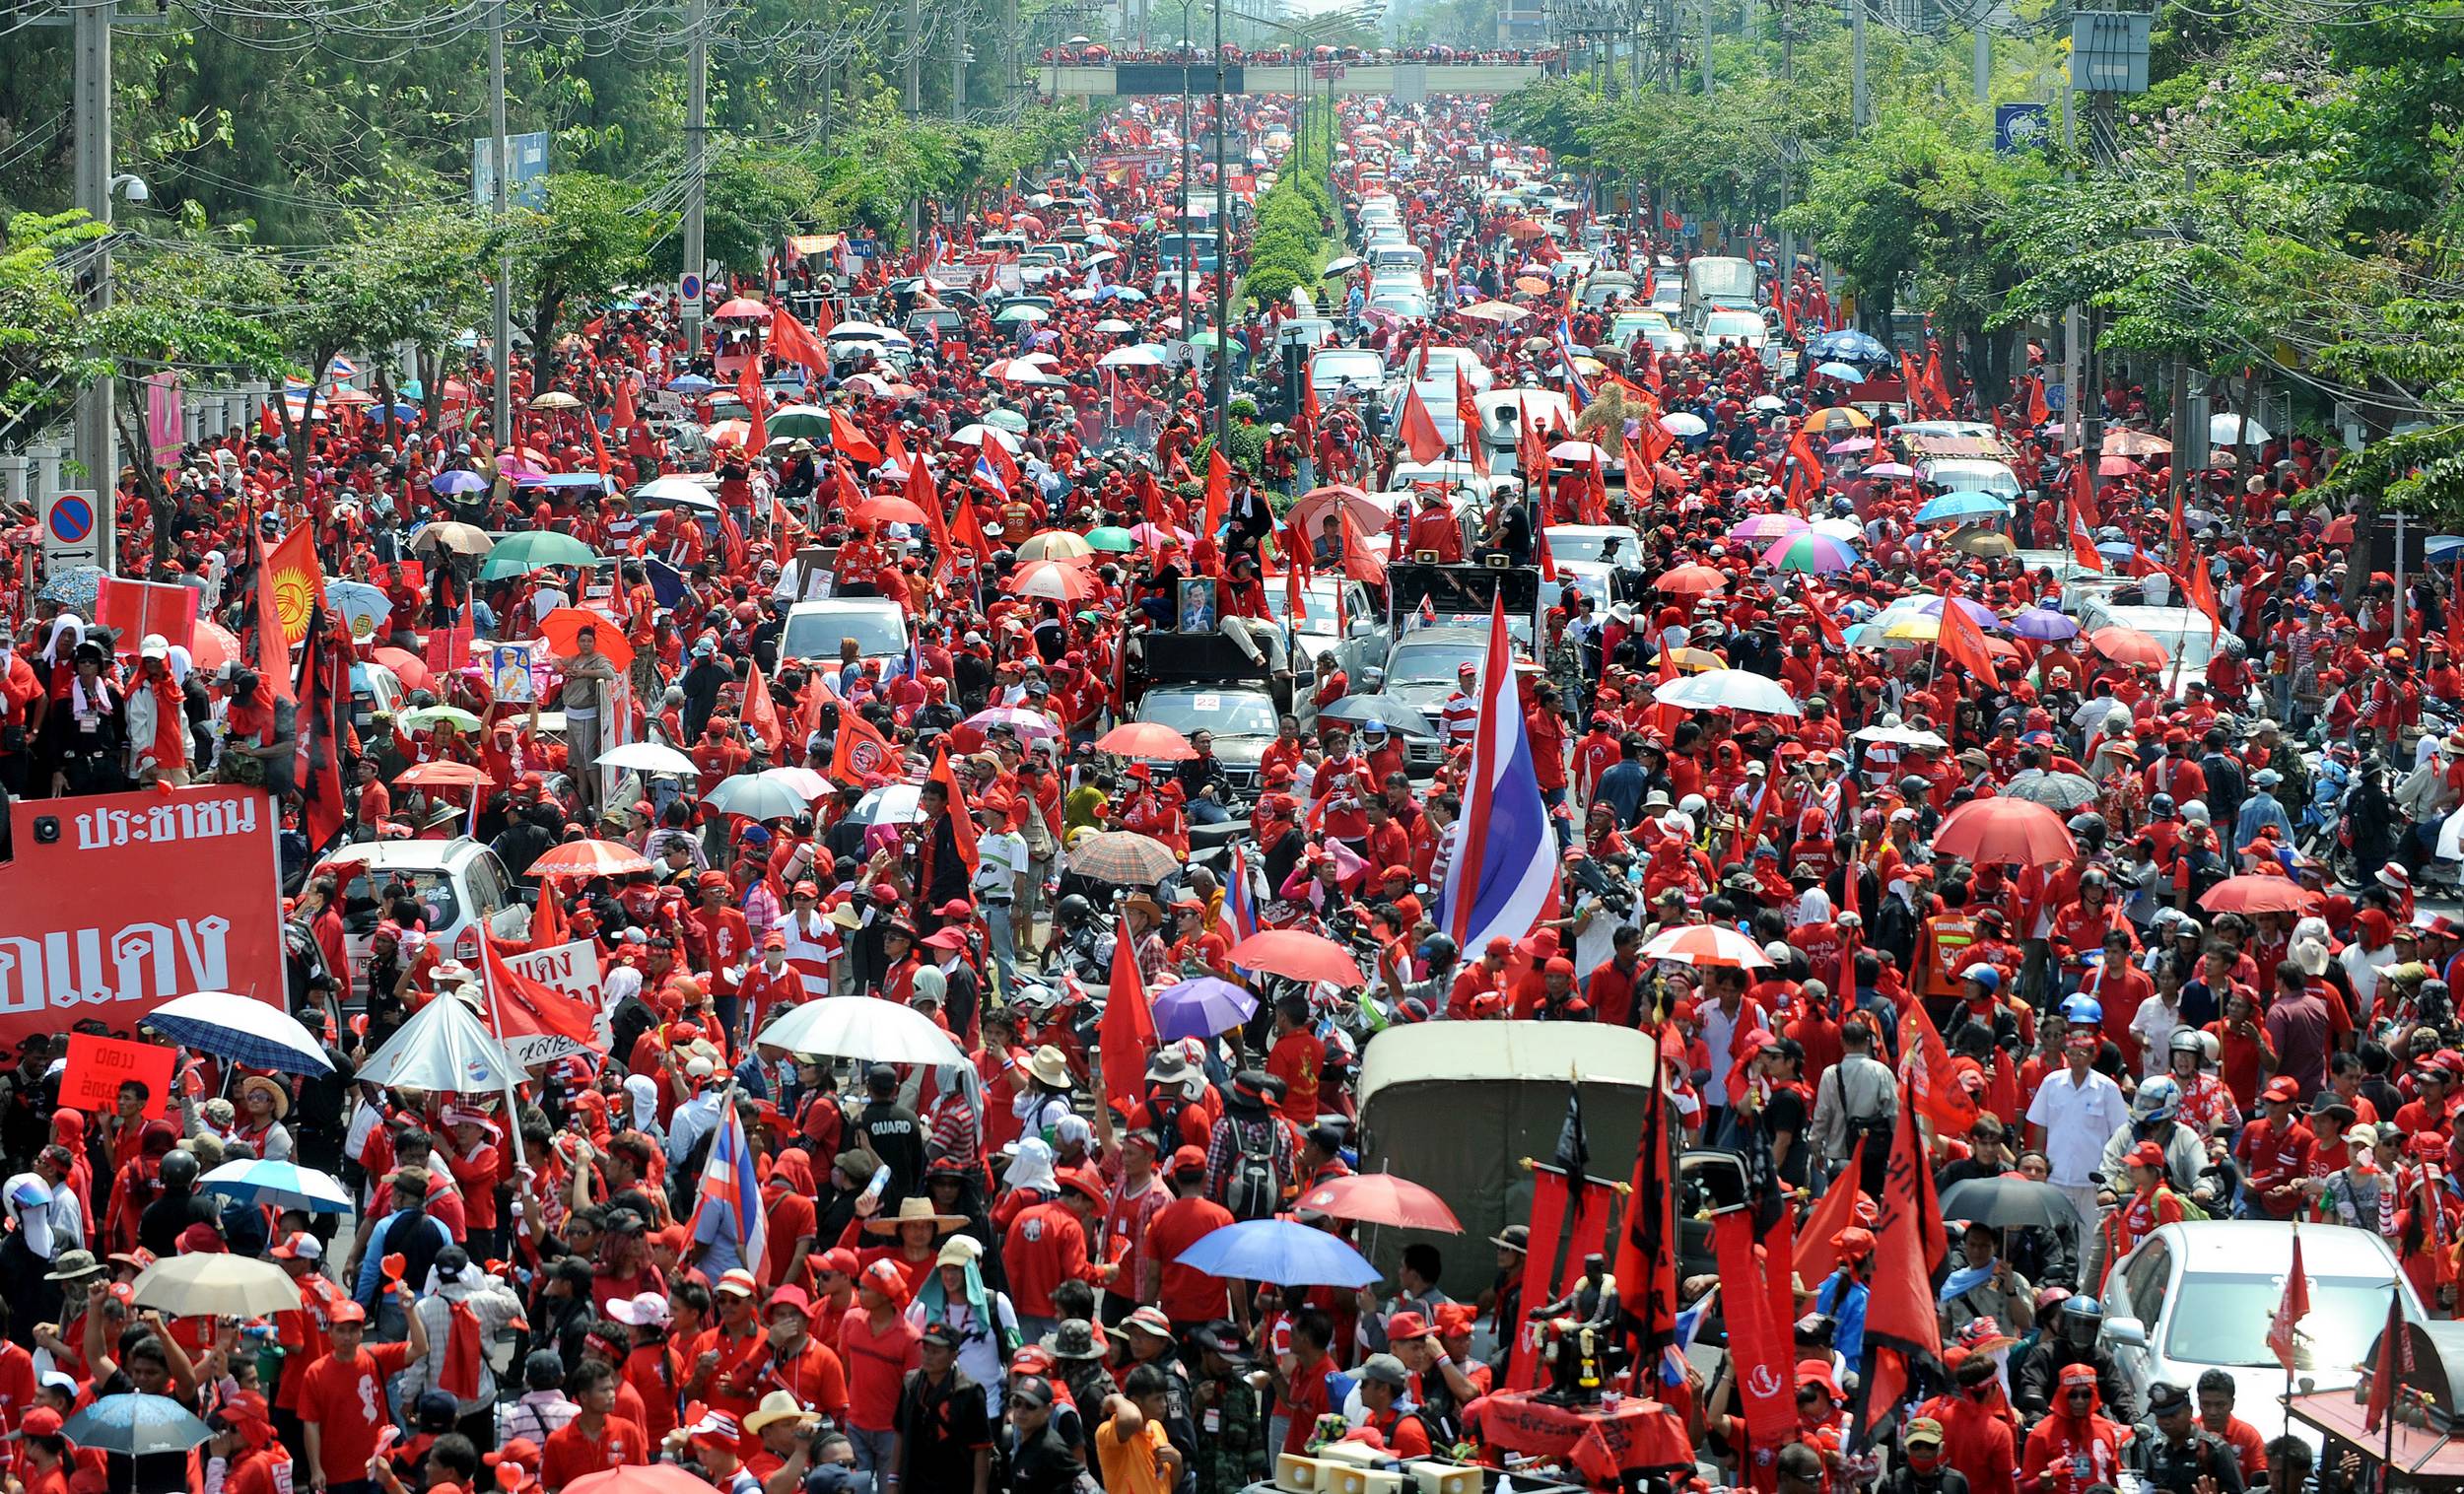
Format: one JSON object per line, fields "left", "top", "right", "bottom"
{"left": 40, "top": 489, "right": 100, "bottom": 569}
{"left": 679, "top": 272, "right": 705, "bottom": 303}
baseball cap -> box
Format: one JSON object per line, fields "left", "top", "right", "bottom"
{"left": 715, "top": 1268, "right": 759, "bottom": 1297}
{"left": 269, "top": 1232, "right": 323, "bottom": 1262}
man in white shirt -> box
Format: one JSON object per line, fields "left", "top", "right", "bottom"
{"left": 974, "top": 804, "right": 1031, "bottom": 998}
{"left": 2024, "top": 1025, "right": 2135, "bottom": 1238}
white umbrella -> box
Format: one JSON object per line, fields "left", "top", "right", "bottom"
{"left": 1851, "top": 723, "right": 1951, "bottom": 749}
{"left": 1099, "top": 345, "right": 1167, "bottom": 368}
{"left": 597, "top": 741, "right": 698, "bottom": 776}
{"left": 758, "top": 766, "right": 833, "bottom": 800}
{"left": 704, "top": 774, "right": 811, "bottom": 821}
{"left": 141, "top": 991, "right": 331, "bottom": 1075}
{"left": 1811, "top": 517, "right": 1865, "bottom": 542}
{"left": 356, "top": 989, "right": 517, "bottom": 1093}
{"left": 1660, "top": 412, "right": 1709, "bottom": 438}
{"left": 950, "top": 424, "right": 1026, "bottom": 452}
{"left": 1637, "top": 923, "right": 1775, "bottom": 970}
{"left": 1546, "top": 441, "right": 1608, "bottom": 463}
{"left": 2210, "top": 413, "right": 2270, "bottom": 445}
{"left": 827, "top": 321, "right": 899, "bottom": 340}
{"left": 848, "top": 782, "right": 924, "bottom": 825}
{"left": 1093, "top": 318, "right": 1135, "bottom": 333}
{"left": 130, "top": 1254, "right": 301, "bottom": 1319}
{"left": 758, "top": 996, "right": 967, "bottom": 1067}
{"left": 1651, "top": 668, "right": 1802, "bottom": 717}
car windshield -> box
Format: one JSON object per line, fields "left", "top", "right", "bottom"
{"left": 1264, "top": 582, "right": 1345, "bottom": 630}
{"left": 1548, "top": 529, "right": 1641, "bottom": 566}
{"left": 1140, "top": 690, "right": 1278, "bottom": 737}
{"left": 2166, "top": 1275, "right": 2399, "bottom": 1370}
{"left": 1704, "top": 311, "right": 1764, "bottom": 339}
{"left": 781, "top": 607, "right": 909, "bottom": 659}
{"left": 328, "top": 863, "right": 462, "bottom": 938}
{"left": 1388, "top": 639, "right": 1489, "bottom": 686}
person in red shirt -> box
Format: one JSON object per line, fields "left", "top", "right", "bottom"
{"left": 2233, "top": 1077, "right": 2317, "bottom": 1220}
{"left": 836, "top": 1260, "right": 923, "bottom": 1483}
{"left": 1143, "top": 1148, "right": 1234, "bottom": 1327}
{"left": 540, "top": 1360, "right": 652, "bottom": 1491}
{"left": 1264, "top": 994, "right": 1323, "bottom": 1124}
{"left": 683, "top": 871, "right": 754, "bottom": 1026}
{"left": 1001, "top": 1169, "right": 1118, "bottom": 1338}
{"left": 203, "top": 1392, "right": 292, "bottom": 1494}
{"left": 608, "top": 1291, "right": 681, "bottom": 1446}
{"left": 297, "top": 1293, "right": 426, "bottom": 1492}
{"left": 753, "top": 1286, "right": 853, "bottom": 1427}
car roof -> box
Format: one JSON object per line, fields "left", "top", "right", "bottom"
{"left": 2150, "top": 1219, "right": 2400, "bottom": 1276}
{"left": 1392, "top": 627, "right": 1489, "bottom": 648}
{"left": 787, "top": 597, "right": 902, "bottom": 615}
{"left": 320, "top": 837, "right": 488, "bottom": 871}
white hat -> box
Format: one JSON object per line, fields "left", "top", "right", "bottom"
{"left": 608, "top": 1290, "right": 672, "bottom": 1327}
{"left": 139, "top": 634, "right": 170, "bottom": 660}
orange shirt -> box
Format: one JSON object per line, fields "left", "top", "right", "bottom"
{"left": 541, "top": 1415, "right": 650, "bottom": 1492}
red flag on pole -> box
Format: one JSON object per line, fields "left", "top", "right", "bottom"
{"left": 1939, "top": 591, "right": 2003, "bottom": 689}
{"left": 768, "top": 305, "right": 831, "bottom": 377}
{"left": 2269, "top": 1227, "right": 2310, "bottom": 1375}
{"left": 1792, "top": 1139, "right": 1867, "bottom": 1285}
{"left": 927, "top": 744, "right": 980, "bottom": 875}
{"left": 735, "top": 360, "right": 768, "bottom": 452}
{"left": 829, "top": 409, "right": 881, "bottom": 465}
{"left": 2364, "top": 1288, "right": 2411, "bottom": 1432}
{"left": 1099, "top": 918, "right": 1157, "bottom": 1116}
{"left": 1896, "top": 999, "right": 1981, "bottom": 1133}
{"left": 2068, "top": 470, "right": 2108, "bottom": 574}
{"left": 246, "top": 527, "right": 297, "bottom": 704}
{"left": 1396, "top": 382, "right": 1447, "bottom": 464}
{"left": 2025, "top": 375, "right": 2051, "bottom": 430}
{"left": 1855, "top": 1080, "right": 1947, "bottom": 1439}
{"left": 740, "top": 659, "right": 784, "bottom": 753}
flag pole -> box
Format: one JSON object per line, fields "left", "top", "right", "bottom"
{"left": 476, "top": 932, "right": 530, "bottom": 1176}
{"left": 2382, "top": 1285, "right": 2399, "bottom": 1494}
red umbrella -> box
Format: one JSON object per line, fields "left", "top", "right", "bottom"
{"left": 1296, "top": 1173, "right": 1462, "bottom": 1232}
{"left": 2088, "top": 626, "right": 2167, "bottom": 669}
{"left": 850, "top": 495, "right": 931, "bottom": 527}
{"left": 537, "top": 607, "right": 634, "bottom": 671}
{"left": 395, "top": 761, "right": 492, "bottom": 788}
{"left": 529, "top": 839, "right": 656, "bottom": 880}
{"left": 1224, "top": 929, "right": 1365, "bottom": 987}
{"left": 371, "top": 645, "right": 433, "bottom": 692}
{"left": 1932, "top": 797, "right": 2077, "bottom": 865}
{"left": 190, "top": 620, "right": 240, "bottom": 671}
{"left": 1093, "top": 721, "right": 1198, "bottom": 761}
{"left": 713, "top": 297, "right": 769, "bottom": 320}
{"left": 2201, "top": 874, "right": 2324, "bottom": 916}
{"left": 2324, "top": 514, "right": 2357, "bottom": 544}
{"left": 1657, "top": 564, "right": 1728, "bottom": 596}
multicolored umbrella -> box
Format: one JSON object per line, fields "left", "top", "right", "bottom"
{"left": 1763, "top": 531, "right": 1858, "bottom": 574}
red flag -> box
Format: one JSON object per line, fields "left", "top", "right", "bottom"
{"left": 1535, "top": 517, "right": 1559, "bottom": 581}
{"left": 740, "top": 658, "right": 784, "bottom": 752}
{"left": 983, "top": 433, "right": 1024, "bottom": 496}
{"left": 1298, "top": 368, "right": 1321, "bottom": 443}
{"left": 479, "top": 929, "right": 600, "bottom": 1049}
{"left": 1785, "top": 425, "right": 1825, "bottom": 510}
{"left": 1896, "top": 1000, "right": 1980, "bottom": 1133}
{"left": 734, "top": 361, "right": 768, "bottom": 452}
{"left": 885, "top": 422, "right": 912, "bottom": 472}
{"left": 2024, "top": 375, "right": 2050, "bottom": 430}
{"left": 2178, "top": 555, "right": 2224, "bottom": 644}
{"left": 1459, "top": 369, "right": 1490, "bottom": 478}
{"left": 528, "top": 877, "right": 568, "bottom": 951}
{"left": 1921, "top": 349, "right": 1953, "bottom": 416}
{"left": 927, "top": 743, "right": 980, "bottom": 875}
{"left": 810, "top": 295, "right": 836, "bottom": 338}
{"left": 246, "top": 527, "right": 296, "bottom": 704}
{"left": 1856, "top": 1081, "right": 1947, "bottom": 1439}
{"left": 768, "top": 305, "right": 830, "bottom": 377}
{"left": 1610, "top": 1061, "right": 1680, "bottom": 1372}
{"left": 439, "top": 1299, "right": 486, "bottom": 1400}
{"left": 1802, "top": 583, "right": 1847, "bottom": 651}
{"left": 2449, "top": 560, "right": 2464, "bottom": 659}
{"left": 1099, "top": 915, "right": 1157, "bottom": 1115}
{"left": 1396, "top": 382, "right": 1446, "bottom": 464}
{"left": 1898, "top": 351, "right": 1928, "bottom": 411}
{"left": 1202, "top": 448, "right": 1233, "bottom": 541}
{"left": 2269, "top": 1228, "right": 2310, "bottom": 1375}
{"left": 296, "top": 606, "right": 349, "bottom": 846}
{"left": 948, "top": 493, "right": 994, "bottom": 568}
{"left": 2068, "top": 470, "right": 2108, "bottom": 574}
{"left": 2365, "top": 1288, "right": 2411, "bottom": 1431}
{"left": 1281, "top": 523, "right": 1310, "bottom": 625}
{"left": 1338, "top": 507, "right": 1386, "bottom": 586}
{"left": 1939, "top": 591, "right": 2002, "bottom": 689}
{"left": 828, "top": 700, "right": 899, "bottom": 784}
{"left": 910, "top": 456, "right": 954, "bottom": 582}
{"left": 829, "top": 409, "right": 881, "bottom": 466}
{"left": 92, "top": 575, "right": 200, "bottom": 655}
{"left": 1792, "top": 1139, "right": 1867, "bottom": 1285}
{"left": 610, "top": 375, "right": 639, "bottom": 436}
{"left": 1715, "top": 1209, "right": 1801, "bottom": 1470}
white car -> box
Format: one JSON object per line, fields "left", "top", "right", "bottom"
{"left": 781, "top": 597, "right": 912, "bottom": 668}
{"left": 2101, "top": 1220, "right": 2421, "bottom": 1445}
{"left": 1415, "top": 346, "right": 1493, "bottom": 393}
{"left": 1544, "top": 524, "right": 1646, "bottom": 605}
{"left": 313, "top": 837, "right": 523, "bottom": 973}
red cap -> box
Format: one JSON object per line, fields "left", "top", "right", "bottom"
{"left": 1169, "top": 1145, "right": 1208, "bottom": 1174}
{"left": 329, "top": 1300, "right": 369, "bottom": 1325}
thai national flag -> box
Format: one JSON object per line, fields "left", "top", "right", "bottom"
{"left": 973, "top": 452, "right": 1009, "bottom": 499}
{"left": 690, "top": 1101, "right": 768, "bottom": 1281}
{"left": 1435, "top": 595, "right": 1560, "bottom": 952}
{"left": 1663, "top": 1297, "right": 1708, "bottom": 1385}
{"left": 1554, "top": 319, "right": 1595, "bottom": 411}
{"left": 1228, "top": 843, "right": 1261, "bottom": 941}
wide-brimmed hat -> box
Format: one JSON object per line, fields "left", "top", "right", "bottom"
{"left": 43, "top": 1249, "right": 103, "bottom": 1283}
{"left": 743, "top": 1390, "right": 818, "bottom": 1435}
{"left": 863, "top": 1195, "right": 968, "bottom": 1236}
{"left": 1025, "top": 1046, "right": 1072, "bottom": 1089}
{"left": 237, "top": 1075, "right": 290, "bottom": 1120}
{"left": 1042, "top": 1319, "right": 1106, "bottom": 1361}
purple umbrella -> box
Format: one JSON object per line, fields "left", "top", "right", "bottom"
{"left": 1151, "top": 977, "right": 1258, "bottom": 1043}
{"left": 2007, "top": 607, "right": 2081, "bottom": 642}
{"left": 1864, "top": 461, "right": 1917, "bottom": 478}
{"left": 1827, "top": 438, "right": 1876, "bottom": 453}
{"left": 430, "top": 470, "right": 488, "bottom": 495}
{"left": 1907, "top": 594, "right": 2003, "bottom": 629}
{"left": 1728, "top": 512, "right": 1809, "bottom": 543}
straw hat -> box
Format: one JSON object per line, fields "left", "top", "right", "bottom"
{"left": 863, "top": 1195, "right": 969, "bottom": 1236}
{"left": 238, "top": 1076, "right": 290, "bottom": 1120}
{"left": 1025, "top": 1045, "right": 1072, "bottom": 1089}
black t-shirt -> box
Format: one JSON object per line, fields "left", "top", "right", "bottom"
{"left": 1761, "top": 1087, "right": 1812, "bottom": 1189}
{"left": 894, "top": 1369, "right": 992, "bottom": 1488}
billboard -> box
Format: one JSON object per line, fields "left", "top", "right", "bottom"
{"left": 0, "top": 786, "right": 286, "bottom": 1049}
{"left": 471, "top": 131, "right": 552, "bottom": 209}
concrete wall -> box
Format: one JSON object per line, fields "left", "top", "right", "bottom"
{"left": 1039, "top": 61, "right": 1544, "bottom": 97}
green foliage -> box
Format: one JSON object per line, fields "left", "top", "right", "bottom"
{"left": 0, "top": 212, "right": 112, "bottom": 449}
{"left": 1245, "top": 167, "right": 1331, "bottom": 312}
{"left": 507, "top": 172, "right": 670, "bottom": 384}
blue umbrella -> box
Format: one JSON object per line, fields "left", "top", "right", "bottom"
{"left": 1813, "top": 361, "right": 1865, "bottom": 381}
{"left": 666, "top": 374, "right": 718, "bottom": 394}
{"left": 431, "top": 469, "right": 488, "bottom": 495}
{"left": 63, "top": 1394, "right": 211, "bottom": 1457}
{"left": 2096, "top": 540, "right": 2140, "bottom": 561}
{"left": 1150, "top": 977, "right": 1259, "bottom": 1043}
{"left": 325, "top": 579, "right": 393, "bottom": 637}
{"left": 1913, "top": 491, "right": 2011, "bottom": 523}
{"left": 1808, "top": 329, "right": 1889, "bottom": 363}
{"left": 35, "top": 565, "right": 103, "bottom": 608}
{"left": 1173, "top": 1219, "right": 1381, "bottom": 1288}
{"left": 198, "top": 1158, "right": 354, "bottom": 1214}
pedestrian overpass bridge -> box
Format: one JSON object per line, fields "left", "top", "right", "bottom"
{"left": 1037, "top": 60, "right": 1548, "bottom": 99}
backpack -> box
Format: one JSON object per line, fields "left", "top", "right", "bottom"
{"left": 1147, "top": 1094, "right": 1187, "bottom": 1160}
{"left": 1223, "top": 1116, "right": 1283, "bottom": 1221}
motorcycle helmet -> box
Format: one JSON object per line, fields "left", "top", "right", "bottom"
{"left": 160, "top": 1148, "right": 200, "bottom": 1191}
{"left": 2063, "top": 1295, "right": 2104, "bottom": 1345}
{"left": 2168, "top": 1029, "right": 2207, "bottom": 1062}
{"left": 1057, "top": 894, "right": 1094, "bottom": 925}
{"left": 2062, "top": 995, "right": 2103, "bottom": 1027}
{"left": 2068, "top": 811, "right": 2108, "bottom": 840}
{"left": 1961, "top": 963, "right": 2001, "bottom": 992}
{"left": 1418, "top": 932, "right": 1459, "bottom": 967}
{"left": 2148, "top": 793, "right": 2175, "bottom": 818}
{"left": 2132, "top": 1075, "right": 2181, "bottom": 1123}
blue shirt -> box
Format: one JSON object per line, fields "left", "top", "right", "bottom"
{"left": 2235, "top": 793, "right": 2295, "bottom": 852}
{"left": 1595, "top": 760, "right": 1648, "bottom": 827}
{"left": 1815, "top": 1271, "right": 1869, "bottom": 1376}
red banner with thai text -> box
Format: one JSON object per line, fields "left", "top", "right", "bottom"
{"left": 1505, "top": 1163, "right": 1614, "bottom": 1391}
{"left": 0, "top": 786, "right": 286, "bottom": 1050}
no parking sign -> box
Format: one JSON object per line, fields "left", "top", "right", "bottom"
{"left": 40, "top": 488, "right": 100, "bottom": 569}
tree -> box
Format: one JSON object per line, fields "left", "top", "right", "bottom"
{"left": 506, "top": 172, "right": 670, "bottom": 390}
{"left": 0, "top": 212, "right": 111, "bottom": 452}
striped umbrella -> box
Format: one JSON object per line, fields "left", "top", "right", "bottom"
{"left": 1762, "top": 531, "right": 1859, "bottom": 574}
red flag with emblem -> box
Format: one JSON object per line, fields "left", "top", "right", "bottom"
{"left": 1856, "top": 1080, "right": 1947, "bottom": 1440}
{"left": 1896, "top": 999, "right": 1979, "bottom": 1133}
{"left": 828, "top": 702, "right": 899, "bottom": 785}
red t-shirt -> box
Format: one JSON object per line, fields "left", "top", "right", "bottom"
{"left": 541, "top": 1415, "right": 651, "bottom": 1491}
{"left": 1265, "top": 1030, "right": 1323, "bottom": 1122}
{"left": 297, "top": 1341, "right": 415, "bottom": 1482}
{"left": 836, "top": 1309, "right": 922, "bottom": 1433}
{"left": 1145, "top": 1196, "right": 1235, "bottom": 1324}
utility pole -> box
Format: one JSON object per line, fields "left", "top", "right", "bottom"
{"left": 952, "top": 3, "right": 969, "bottom": 119}
{"left": 1178, "top": 5, "right": 1193, "bottom": 341}
{"left": 1849, "top": 0, "right": 1868, "bottom": 128}
{"left": 490, "top": 0, "right": 514, "bottom": 444}
{"left": 73, "top": 0, "right": 117, "bottom": 544}
{"left": 905, "top": 0, "right": 923, "bottom": 112}
{"left": 680, "top": 0, "right": 708, "bottom": 373}
{"left": 1699, "top": 0, "right": 1713, "bottom": 92}
{"left": 1212, "top": 0, "right": 1230, "bottom": 448}
{"left": 1972, "top": 4, "right": 1991, "bottom": 105}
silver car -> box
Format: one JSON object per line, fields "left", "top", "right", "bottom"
{"left": 2100, "top": 1220, "right": 2421, "bottom": 1445}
